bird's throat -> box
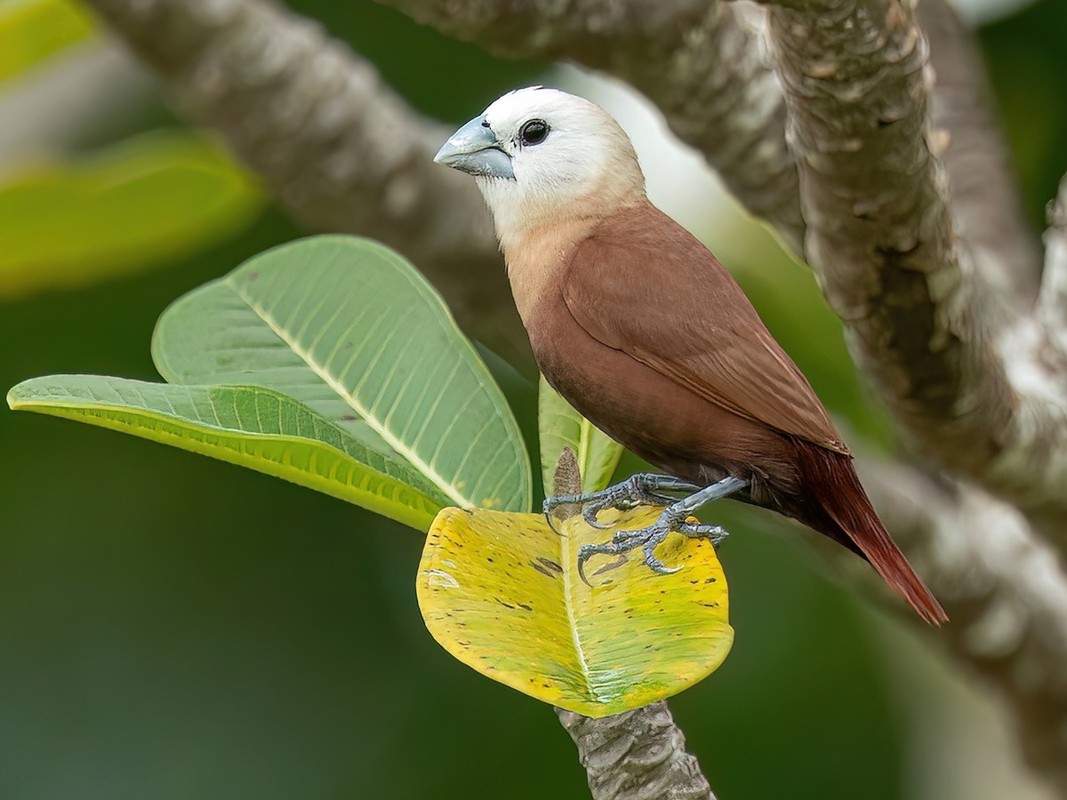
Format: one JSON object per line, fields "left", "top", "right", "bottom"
{"left": 501, "top": 217, "right": 595, "bottom": 327}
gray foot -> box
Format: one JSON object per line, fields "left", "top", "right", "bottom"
{"left": 573, "top": 476, "right": 748, "bottom": 584}
{"left": 543, "top": 473, "right": 702, "bottom": 530}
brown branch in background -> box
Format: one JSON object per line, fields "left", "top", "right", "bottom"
{"left": 759, "top": 0, "right": 1003, "bottom": 452}
{"left": 746, "top": 0, "right": 1067, "bottom": 541}
{"left": 860, "top": 460, "right": 1067, "bottom": 789}
{"left": 917, "top": 0, "right": 1042, "bottom": 304}
{"left": 81, "top": 0, "right": 530, "bottom": 363}
{"left": 552, "top": 448, "right": 715, "bottom": 800}
{"left": 376, "top": 0, "right": 805, "bottom": 253}
{"left": 1039, "top": 175, "right": 1067, "bottom": 342}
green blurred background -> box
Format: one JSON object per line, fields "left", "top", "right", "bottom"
{"left": 1, "top": 1, "right": 1063, "bottom": 798}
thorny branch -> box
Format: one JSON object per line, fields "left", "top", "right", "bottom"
{"left": 83, "top": 0, "right": 1067, "bottom": 793}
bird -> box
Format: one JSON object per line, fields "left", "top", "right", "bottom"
{"left": 434, "top": 86, "right": 947, "bottom": 625}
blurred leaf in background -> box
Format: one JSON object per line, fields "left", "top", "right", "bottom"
{"left": 0, "top": 0, "right": 95, "bottom": 82}
{"left": 0, "top": 131, "right": 262, "bottom": 300}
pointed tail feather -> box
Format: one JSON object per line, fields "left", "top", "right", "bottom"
{"left": 794, "top": 443, "right": 948, "bottom": 625}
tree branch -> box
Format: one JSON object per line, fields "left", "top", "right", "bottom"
{"left": 376, "top": 0, "right": 805, "bottom": 253}
{"left": 551, "top": 447, "right": 714, "bottom": 800}
{"left": 556, "top": 704, "right": 715, "bottom": 800}
{"left": 747, "top": 0, "right": 1067, "bottom": 542}
{"left": 81, "top": 0, "right": 531, "bottom": 362}
{"left": 859, "top": 459, "right": 1067, "bottom": 790}
{"left": 916, "top": 0, "right": 1042, "bottom": 305}
{"left": 1040, "top": 174, "right": 1067, "bottom": 343}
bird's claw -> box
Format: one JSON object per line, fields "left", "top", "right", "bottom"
{"left": 575, "top": 498, "right": 735, "bottom": 585}
{"left": 642, "top": 539, "right": 680, "bottom": 575}
{"left": 576, "top": 513, "right": 694, "bottom": 586}
{"left": 543, "top": 473, "right": 702, "bottom": 530}
{"left": 678, "top": 521, "right": 729, "bottom": 546}
{"left": 583, "top": 505, "right": 614, "bottom": 530}
{"left": 551, "top": 475, "right": 743, "bottom": 585}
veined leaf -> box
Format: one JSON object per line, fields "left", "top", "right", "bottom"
{"left": 0, "top": 0, "right": 95, "bottom": 83}
{"left": 538, "top": 375, "right": 623, "bottom": 495}
{"left": 0, "top": 130, "right": 262, "bottom": 301}
{"left": 418, "top": 505, "right": 733, "bottom": 717}
{"left": 7, "top": 376, "right": 447, "bottom": 530}
{"left": 10, "top": 236, "right": 531, "bottom": 527}
{"left": 152, "top": 235, "right": 531, "bottom": 513}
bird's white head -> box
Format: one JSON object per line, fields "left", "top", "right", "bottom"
{"left": 434, "top": 87, "right": 646, "bottom": 249}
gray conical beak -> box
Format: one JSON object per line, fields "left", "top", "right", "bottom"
{"left": 434, "top": 116, "right": 515, "bottom": 180}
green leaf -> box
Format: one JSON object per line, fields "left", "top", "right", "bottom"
{"left": 0, "top": 0, "right": 95, "bottom": 83}
{"left": 7, "top": 376, "right": 446, "bottom": 530}
{"left": 0, "top": 130, "right": 262, "bottom": 301}
{"left": 151, "top": 235, "right": 531, "bottom": 513}
{"left": 538, "top": 375, "right": 623, "bottom": 495}
{"left": 418, "top": 504, "right": 733, "bottom": 717}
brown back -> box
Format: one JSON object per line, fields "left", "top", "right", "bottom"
{"left": 561, "top": 202, "right": 849, "bottom": 455}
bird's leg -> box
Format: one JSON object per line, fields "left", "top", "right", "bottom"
{"left": 544, "top": 473, "right": 702, "bottom": 530}
{"left": 577, "top": 476, "right": 748, "bottom": 583}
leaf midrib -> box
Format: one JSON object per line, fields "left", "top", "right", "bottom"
{"left": 229, "top": 278, "right": 472, "bottom": 508}
{"left": 559, "top": 530, "right": 596, "bottom": 700}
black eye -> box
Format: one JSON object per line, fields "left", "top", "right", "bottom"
{"left": 519, "top": 119, "right": 550, "bottom": 147}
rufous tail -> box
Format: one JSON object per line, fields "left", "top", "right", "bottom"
{"left": 796, "top": 444, "right": 948, "bottom": 625}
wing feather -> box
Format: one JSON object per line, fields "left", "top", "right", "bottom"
{"left": 561, "top": 204, "right": 849, "bottom": 455}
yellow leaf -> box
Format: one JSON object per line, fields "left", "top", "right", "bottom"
{"left": 417, "top": 505, "right": 733, "bottom": 717}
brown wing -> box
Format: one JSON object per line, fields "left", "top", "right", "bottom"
{"left": 561, "top": 203, "right": 849, "bottom": 455}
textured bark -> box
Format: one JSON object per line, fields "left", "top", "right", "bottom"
{"left": 755, "top": 0, "right": 1067, "bottom": 544}
{"left": 376, "top": 0, "right": 805, "bottom": 253}
{"left": 82, "top": 0, "right": 529, "bottom": 362}
{"left": 861, "top": 460, "right": 1067, "bottom": 787}
{"left": 1040, "top": 175, "right": 1067, "bottom": 345}
{"left": 917, "top": 0, "right": 1042, "bottom": 305}
{"left": 552, "top": 449, "right": 715, "bottom": 800}
{"left": 556, "top": 704, "right": 715, "bottom": 800}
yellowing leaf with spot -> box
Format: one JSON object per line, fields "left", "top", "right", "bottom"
{"left": 418, "top": 506, "right": 733, "bottom": 717}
